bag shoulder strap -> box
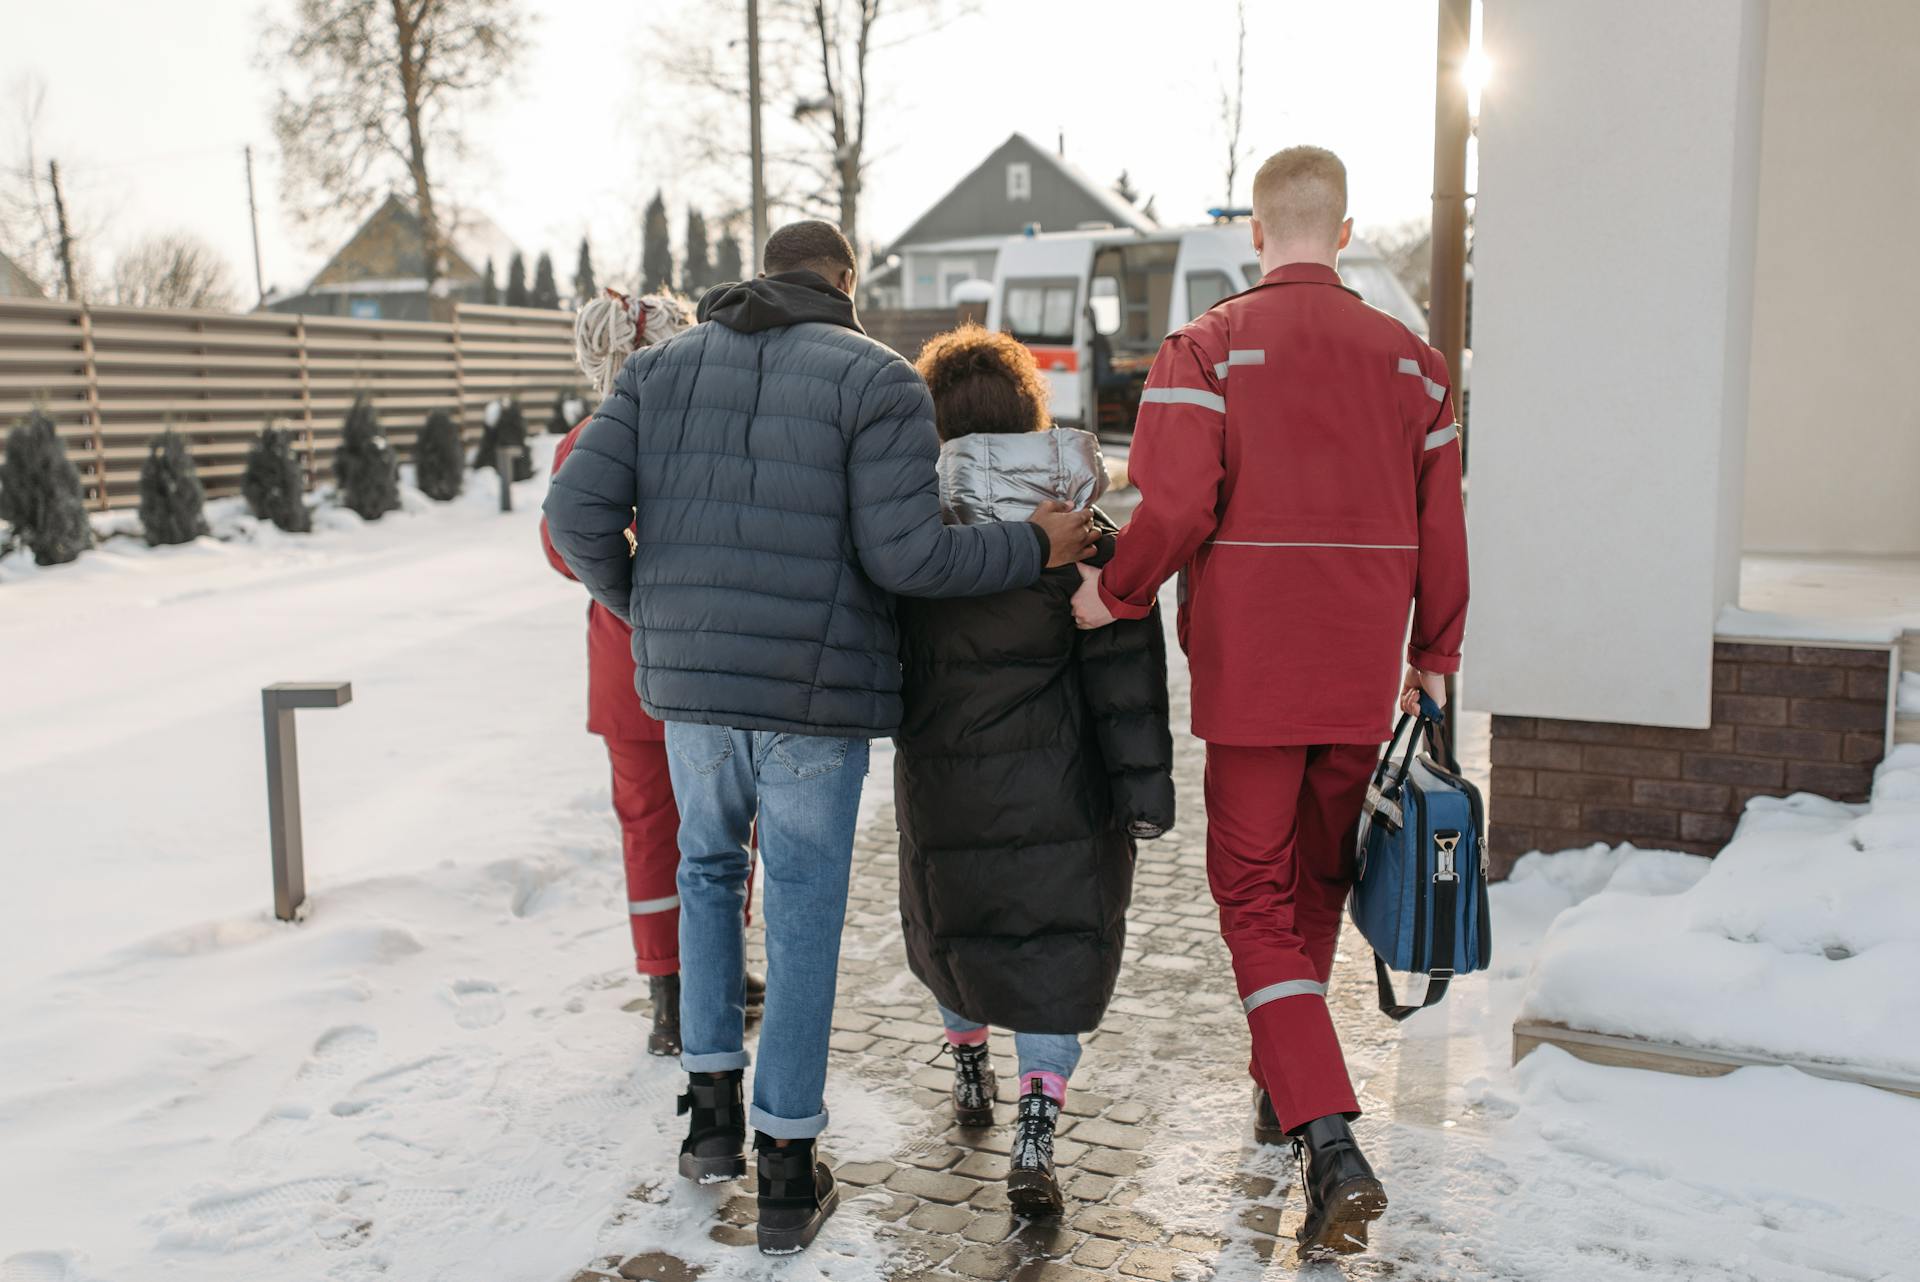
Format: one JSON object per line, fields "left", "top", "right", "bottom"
{"left": 1374, "top": 953, "right": 1451, "bottom": 1022}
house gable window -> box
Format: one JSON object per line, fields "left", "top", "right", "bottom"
{"left": 1007, "top": 162, "right": 1032, "bottom": 202}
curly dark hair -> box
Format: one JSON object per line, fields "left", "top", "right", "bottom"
{"left": 914, "top": 325, "right": 1051, "bottom": 441}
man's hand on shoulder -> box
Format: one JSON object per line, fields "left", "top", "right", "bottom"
{"left": 1029, "top": 499, "right": 1098, "bottom": 568}
{"left": 1073, "top": 563, "right": 1116, "bottom": 630}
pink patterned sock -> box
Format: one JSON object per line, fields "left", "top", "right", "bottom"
{"left": 944, "top": 1025, "right": 989, "bottom": 1047}
{"left": 1021, "top": 1070, "right": 1067, "bottom": 1106}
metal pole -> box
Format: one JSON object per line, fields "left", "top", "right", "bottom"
{"left": 263, "top": 681, "right": 353, "bottom": 922}
{"left": 496, "top": 444, "right": 522, "bottom": 512}
{"left": 1429, "top": 0, "right": 1473, "bottom": 753}
{"left": 747, "top": 0, "right": 768, "bottom": 275}
{"left": 244, "top": 145, "right": 267, "bottom": 305}
{"left": 48, "top": 159, "right": 77, "bottom": 301}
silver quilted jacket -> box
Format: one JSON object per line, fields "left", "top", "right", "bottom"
{"left": 937, "top": 427, "right": 1108, "bottom": 527}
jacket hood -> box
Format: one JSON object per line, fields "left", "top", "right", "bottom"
{"left": 938, "top": 427, "right": 1108, "bottom": 527}
{"left": 696, "top": 270, "right": 864, "bottom": 335}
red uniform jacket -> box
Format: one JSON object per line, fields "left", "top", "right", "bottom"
{"left": 541, "top": 420, "right": 663, "bottom": 743}
{"left": 1098, "top": 261, "right": 1468, "bottom": 747}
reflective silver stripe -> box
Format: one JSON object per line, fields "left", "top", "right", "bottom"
{"left": 1141, "top": 387, "right": 1226, "bottom": 413}
{"left": 1397, "top": 356, "right": 1446, "bottom": 402}
{"left": 628, "top": 895, "right": 680, "bottom": 915}
{"left": 1425, "top": 424, "right": 1459, "bottom": 451}
{"left": 1242, "top": 979, "right": 1328, "bottom": 1013}
{"left": 1210, "top": 540, "right": 1418, "bottom": 550}
{"left": 1212, "top": 349, "right": 1266, "bottom": 379}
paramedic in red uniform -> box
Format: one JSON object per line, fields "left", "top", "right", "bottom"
{"left": 1072, "top": 146, "right": 1468, "bottom": 1256}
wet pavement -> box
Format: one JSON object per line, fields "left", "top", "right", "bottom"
{"left": 579, "top": 608, "right": 1495, "bottom": 1282}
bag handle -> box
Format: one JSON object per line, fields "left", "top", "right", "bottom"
{"left": 1374, "top": 954, "right": 1451, "bottom": 1021}
{"left": 1372, "top": 692, "right": 1448, "bottom": 794}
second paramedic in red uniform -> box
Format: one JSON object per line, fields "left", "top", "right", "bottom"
{"left": 1073, "top": 145, "right": 1467, "bottom": 1256}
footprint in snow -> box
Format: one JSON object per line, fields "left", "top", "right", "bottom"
{"left": 446, "top": 979, "right": 505, "bottom": 1029}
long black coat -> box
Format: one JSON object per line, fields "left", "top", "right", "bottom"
{"left": 894, "top": 558, "right": 1175, "bottom": 1033}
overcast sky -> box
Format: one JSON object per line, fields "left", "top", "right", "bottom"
{"left": 4, "top": 0, "right": 1450, "bottom": 299}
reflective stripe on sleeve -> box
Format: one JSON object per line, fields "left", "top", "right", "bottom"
{"left": 629, "top": 894, "right": 680, "bottom": 915}
{"left": 1140, "top": 387, "right": 1226, "bottom": 413}
{"left": 1424, "top": 424, "right": 1459, "bottom": 451}
{"left": 1211, "top": 540, "right": 1418, "bottom": 550}
{"left": 1212, "top": 349, "right": 1267, "bottom": 379}
{"left": 1397, "top": 356, "right": 1446, "bottom": 402}
{"left": 1242, "top": 978, "right": 1328, "bottom": 1014}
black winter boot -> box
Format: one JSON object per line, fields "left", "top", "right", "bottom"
{"left": 1253, "top": 1086, "right": 1285, "bottom": 1146}
{"left": 1292, "top": 1114, "right": 1387, "bottom": 1256}
{"left": 676, "top": 1070, "right": 746, "bottom": 1184}
{"left": 754, "top": 1133, "right": 838, "bottom": 1255}
{"left": 943, "top": 1040, "right": 997, "bottom": 1127}
{"left": 647, "top": 973, "right": 681, "bottom": 1057}
{"left": 744, "top": 970, "right": 767, "bottom": 1014}
{"left": 1005, "top": 1080, "right": 1063, "bottom": 1218}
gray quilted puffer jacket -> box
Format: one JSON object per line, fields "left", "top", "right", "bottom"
{"left": 541, "top": 271, "right": 1048, "bottom": 738}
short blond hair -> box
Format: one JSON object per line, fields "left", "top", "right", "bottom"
{"left": 1251, "top": 146, "right": 1348, "bottom": 245}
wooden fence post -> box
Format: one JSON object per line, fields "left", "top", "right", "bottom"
{"left": 295, "top": 316, "right": 315, "bottom": 486}
{"left": 77, "top": 302, "right": 107, "bottom": 510}
{"left": 451, "top": 305, "right": 468, "bottom": 440}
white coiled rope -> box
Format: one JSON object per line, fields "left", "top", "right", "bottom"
{"left": 573, "top": 290, "right": 696, "bottom": 396}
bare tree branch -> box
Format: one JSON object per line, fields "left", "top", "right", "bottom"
{"left": 110, "top": 233, "right": 241, "bottom": 311}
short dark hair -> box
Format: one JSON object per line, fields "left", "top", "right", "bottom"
{"left": 915, "top": 325, "right": 1050, "bottom": 441}
{"left": 763, "top": 219, "right": 858, "bottom": 281}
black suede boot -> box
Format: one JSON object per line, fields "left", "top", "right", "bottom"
{"left": 1292, "top": 1113, "right": 1387, "bottom": 1256}
{"left": 676, "top": 1070, "right": 746, "bottom": 1184}
{"left": 754, "top": 1133, "right": 838, "bottom": 1255}
{"left": 943, "top": 1040, "right": 996, "bottom": 1127}
{"left": 647, "top": 973, "right": 681, "bottom": 1057}
{"left": 1005, "top": 1080, "right": 1063, "bottom": 1218}
{"left": 1252, "top": 1086, "right": 1285, "bottom": 1146}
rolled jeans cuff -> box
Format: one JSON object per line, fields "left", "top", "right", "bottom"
{"left": 751, "top": 1103, "right": 829, "bottom": 1140}
{"left": 681, "top": 1049, "right": 750, "bottom": 1073}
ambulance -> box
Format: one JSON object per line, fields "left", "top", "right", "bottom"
{"left": 981, "top": 222, "right": 1428, "bottom": 437}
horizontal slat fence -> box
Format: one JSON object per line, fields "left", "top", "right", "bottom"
{"left": 0, "top": 297, "right": 579, "bottom": 510}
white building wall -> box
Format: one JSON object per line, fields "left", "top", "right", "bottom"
{"left": 1742, "top": 0, "right": 1920, "bottom": 555}
{"left": 1467, "top": 0, "right": 1767, "bottom": 728}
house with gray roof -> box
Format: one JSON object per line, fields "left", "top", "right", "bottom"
{"left": 0, "top": 249, "right": 46, "bottom": 299}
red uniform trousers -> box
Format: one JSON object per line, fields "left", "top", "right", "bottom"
{"left": 1204, "top": 740, "right": 1378, "bottom": 1134}
{"left": 606, "top": 738, "right": 683, "bottom": 976}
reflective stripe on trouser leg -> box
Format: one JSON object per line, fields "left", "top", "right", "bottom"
{"left": 1241, "top": 978, "right": 1327, "bottom": 1013}
{"left": 608, "top": 737, "right": 682, "bottom": 977}
{"left": 629, "top": 894, "right": 679, "bottom": 914}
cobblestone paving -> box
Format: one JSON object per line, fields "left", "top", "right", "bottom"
{"left": 578, "top": 648, "right": 1489, "bottom": 1282}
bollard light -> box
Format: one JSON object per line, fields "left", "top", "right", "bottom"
{"left": 263, "top": 681, "right": 353, "bottom": 921}
{"left": 496, "top": 444, "right": 524, "bottom": 512}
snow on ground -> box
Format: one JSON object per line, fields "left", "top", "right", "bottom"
{"left": 1520, "top": 749, "right": 1920, "bottom": 1079}
{"left": 4, "top": 450, "right": 1920, "bottom": 1280}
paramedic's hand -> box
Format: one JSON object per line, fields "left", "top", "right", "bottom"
{"left": 1029, "top": 500, "right": 1099, "bottom": 568}
{"left": 1072, "top": 563, "right": 1116, "bottom": 630}
{"left": 1399, "top": 667, "right": 1447, "bottom": 716}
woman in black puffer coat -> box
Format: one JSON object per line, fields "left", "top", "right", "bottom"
{"left": 894, "top": 326, "right": 1174, "bottom": 1217}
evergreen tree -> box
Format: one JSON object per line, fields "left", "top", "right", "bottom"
{"left": 574, "top": 236, "right": 597, "bottom": 303}
{"left": 241, "top": 425, "right": 312, "bottom": 532}
{"left": 481, "top": 256, "right": 499, "bottom": 305}
{"left": 0, "top": 411, "right": 93, "bottom": 566}
{"left": 531, "top": 252, "right": 561, "bottom": 309}
{"left": 684, "top": 208, "right": 712, "bottom": 295}
{"left": 505, "top": 252, "right": 528, "bottom": 307}
{"left": 474, "top": 399, "right": 532, "bottom": 481}
{"left": 714, "top": 224, "right": 744, "bottom": 285}
{"left": 414, "top": 409, "right": 464, "bottom": 501}
{"left": 333, "top": 395, "right": 402, "bottom": 520}
{"left": 642, "top": 191, "right": 673, "bottom": 294}
{"left": 137, "top": 429, "right": 209, "bottom": 546}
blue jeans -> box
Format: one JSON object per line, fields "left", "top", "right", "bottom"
{"left": 936, "top": 1003, "right": 1084, "bottom": 1080}
{"left": 665, "top": 722, "right": 869, "bottom": 1139}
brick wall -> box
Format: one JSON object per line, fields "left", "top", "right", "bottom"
{"left": 1487, "top": 640, "right": 1891, "bottom": 876}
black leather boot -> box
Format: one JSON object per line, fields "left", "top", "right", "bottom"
{"left": 754, "top": 1133, "right": 838, "bottom": 1255}
{"left": 1005, "top": 1080, "right": 1063, "bottom": 1218}
{"left": 676, "top": 1070, "right": 746, "bottom": 1184}
{"left": 1293, "top": 1114, "right": 1387, "bottom": 1256}
{"left": 744, "top": 970, "right": 767, "bottom": 1014}
{"left": 1253, "top": 1086, "right": 1285, "bottom": 1146}
{"left": 647, "top": 973, "right": 681, "bottom": 1057}
{"left": 944, "top": 1040, "right": 996, "bottom": 1127}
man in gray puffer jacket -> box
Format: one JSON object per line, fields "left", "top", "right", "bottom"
{"left": 543, "top": 220, "right": 1094, "bottom": 1254}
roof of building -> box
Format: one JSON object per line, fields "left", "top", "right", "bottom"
{"left": 298, "top": 194, "right": 518, "bottom": 296}
{"left": 0, "top": 248, "right": 46, "bottom": 299}
{"left": 883, "top": 132, "right": 1156, "bottom": 255}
